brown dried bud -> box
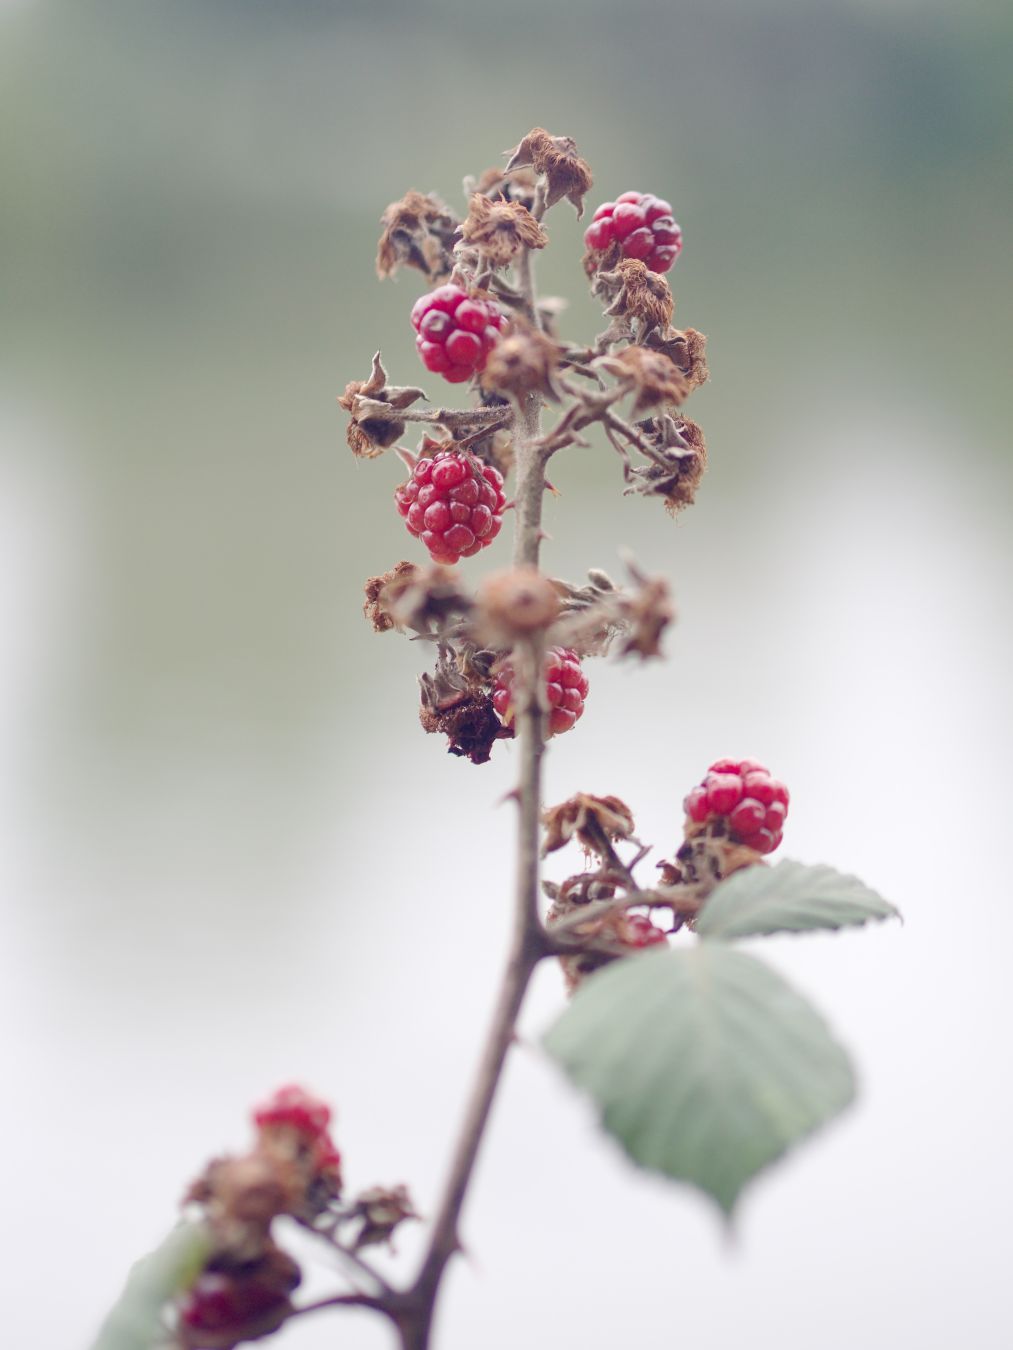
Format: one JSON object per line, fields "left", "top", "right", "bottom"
{"left": 598, "top": 259, "right": 674, "bottom": 333}
{"left": 347, "top": 1184, "right": 419, "bottom": 1252}
{"left": 481, "top": 321, "right": 563, "bottom": 403}
{"left": 599, "top": 345, "right": 691, "bottom": 415}
{"left": 376, "top": 190, "right": 460, "bottom": 281}
{"left": 473, "top": 567, "right": 561, "bottom": 646}
{"left": 469, "top": 164, "right": 538, "bottom": 210}
{"left": 459, "top": 193, "right": 548, "bottom": 268}
{"left": 542, "top": 793, "right": 636, "bottom": 856}
{"left": 618, "top": 572, "right": 675, "bottom": 660}
{"left": 338, "top": 352, "right": 426, "bottom": 459}
{"left": 626, "top": 414, "right": 707, "bottom": 513}
{"left": 646, "top": 326, "right": 709, "bottom": 392}
{"left": 374, "top": 562, "right": 472, "bottom": 635}
{"left": 363, "top": 561, "right": 419, "bottom": 633}
{"left": 505, "top": 127, "right": 593, "bottom": 216}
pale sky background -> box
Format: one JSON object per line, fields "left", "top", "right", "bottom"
{"left": 2, "top": 1, "right": 1011, "bottom": 1347}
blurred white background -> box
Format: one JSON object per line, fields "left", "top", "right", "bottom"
{"left": 2, "top": 1, "right": 1011, "bottom": 1347}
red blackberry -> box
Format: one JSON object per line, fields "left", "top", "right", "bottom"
{"left": 252, "top": 1085, "right": 331, "bottom": 1141}
{"left": 492, "top": 646, "right": 588, "bottom": 737}
{"left": 410, "top": 284, "right": 507, "bottom": 384}
{"left": 584, "top": 191, "right": 683, "bottom": 274}
{"left": 395, "top": 450, "right": 506, "bottom": 564}
{"left": 683, "top": 758, "right": 789, "bottom": 855}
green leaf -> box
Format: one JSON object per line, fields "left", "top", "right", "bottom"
{"left": 543, "top": 945, "right": 855, "bottom": 1215}
{"left": 89, "top": 1221, "right": 212, "bottom": 1350}
{"left": 695, "top": 859, "right": 900, "bottom": 941}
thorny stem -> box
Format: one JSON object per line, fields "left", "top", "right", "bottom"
{"left": 395, "top": 406, "right": 508, "bottom": 430}
{"left": 396, "top": 217, "right": 551, "bottom": 1350}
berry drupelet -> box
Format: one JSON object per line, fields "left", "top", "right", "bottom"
{"left": 492, "top": 646, "right": 589, "bottom": 737}
{"left": 584, "top": 191, "right": 683, "bottom": 274}
{"left": 683, "top": 758, "right": 789, "bottom": 855}
{"left": 395, "top": 450, "right": 506, "bottom": 564}
{"left": 410, "top": 284, "right": 507, "bottom": 383}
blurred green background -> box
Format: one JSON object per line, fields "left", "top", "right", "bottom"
{"left": 2, "top": 1, "right": 1011, "bottom": 1347}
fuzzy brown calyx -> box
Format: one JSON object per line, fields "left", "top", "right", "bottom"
{"left": 459, "top": 193, "right": 548, "bottom": 268}
{"left": 598, "top": 258, "right": 674, "bottom": 333}
{"left": 600, "top": 345, "right": 691, "bottom": 415}
{"left": 645, "top": 326, "right": 709, "bottom": 393}
{"left": 542, "top": 793, "right": 636, "bottom": 857}
{"left": 505, "top": 127, "right": 593, "bottom": 216}
{"left": 376, "top": 190, "right": 460, "bottom": 281}
{"left": 339, "top": 352, "right": 426, "bottom": 459}
{"left": 474, "top": 567, "right": 561, "bottom": 646}
{"left": 481, "top": 320, "right": 563, "bottom": 403}
{"left": 625, "top": 413, "right": 707, "bottom": 513}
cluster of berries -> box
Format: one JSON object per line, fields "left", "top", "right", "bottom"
{"left": 411, "top": 284, "right": 508, "bottom": 383}
{"left": 683, "top": 758, "right": 789, "bottom": 854}
{"left": 177, "top": 1086, "right": 340, "bottom": 1349}
{"left": 583, "top": 191, "right": 683, "bottom": 273}
{"left": 492, "top": 646, "right": 589, "bottom": 737}
{"left": 395, "top": 449, "right": 506, "bottom": 564}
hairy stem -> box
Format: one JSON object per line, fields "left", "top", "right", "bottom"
{"left": 399, "top": 236, "right": 550, "bottom": 1350}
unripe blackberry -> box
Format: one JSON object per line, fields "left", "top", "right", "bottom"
{"left": 492, "top": 646, "right": 588, "bottom": 737}
{"left": 395, "top": 450, "right": 506, "bottom": 564}
{"left": 683, "top": 758, "right": 789, "bottom": 855}
{"left": 584, "top": 191, "right": 683, "bottom": 274}
{"left": 410, "top": 284, "right": 507, "bottom": 383}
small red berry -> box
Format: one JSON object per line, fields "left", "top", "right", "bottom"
{"left": 682, "top": 759, "right": 790, "bottom": 855}
{"left": 492, "top": 647, "right": 588, "bottom": 737}
{"left": 583, "top": 190, "right": 683, "bottom": 274}
{"left": 252, "top": 1084, "right": 331, "bottom": 1141}
{"left": 410, "top": 285, "right": 504, "bottom": 383}
{"left": 396, "top": 450, "right": 505, "bottom": 565}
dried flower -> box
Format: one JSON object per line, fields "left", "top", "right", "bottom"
{"left": 468, "top": 164, "right": 538, "bottom": 210}
{"left": 599, "top": 345, "right": 691, "bottom": 415}
{"left": 505, "top": 127, "right": 593, "bottom": 216}
{"left": 618, "top": 570, "right": 675, "bottom": 660}
{"left": 346, "top": 1184, "right": 419, "bottom": 1252}
{"left": 598, "top": 258, "right": 674, "bottom": 333}
{"left": 376, "top": 190, "right": 460, "bottom": 281}
{"left": 542, "top": 793, "right": 636, "bottom": 856}
{"left": 338, "top": 352, "right": 426, "bottom": 459}
{"left": 459, "top": 193, "right": 548, "bottom": 268}
{"left": 646, "top": 326, "right": 709, "bottom": 392}
{"left": 419, "top": 689, "right": 510, "bottom": 765}
{"left": 481, "top": 320, "right": 563, "bottom": 403}
{"left": 363, "top": 561, "right": 419, "bottom": 634}
{"left": 369, "top": 562, "right": 472, "bottom": 636}
{"left": 474, "top": 567, "right": 561, "bottom": 646}
{"left": 625, "top": 414, "right": 707, "bottom": 512}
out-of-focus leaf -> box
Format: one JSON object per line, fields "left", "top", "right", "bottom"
{"left": 696, "top": 859, "right": 900, "bottom": 941}
{"left": 89, "top": 1221, "right": 211, "bottom": 1350}
{"left": 543, "top": 945, "right": 855, "bottom": 1214}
